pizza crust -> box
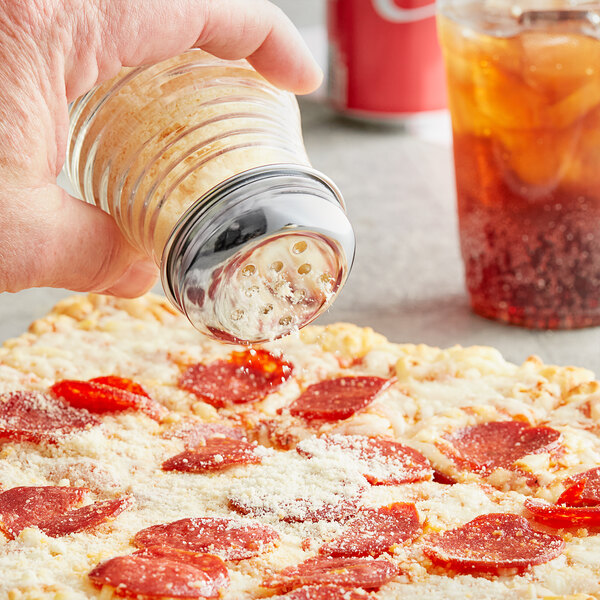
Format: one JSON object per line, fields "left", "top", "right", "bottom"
{"left": 0, "top": 293, "right": 599, "bottom": 599}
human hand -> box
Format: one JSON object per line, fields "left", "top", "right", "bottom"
{"left": 0, "top": 0, "right": 322, "bottom": 297}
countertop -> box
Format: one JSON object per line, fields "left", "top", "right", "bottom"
{"left": 0, "top": 3, "right": 598, "bottom": 376}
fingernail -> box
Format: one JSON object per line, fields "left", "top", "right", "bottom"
{"left": 104, "top": 260, "right": 159, "bottom": 298}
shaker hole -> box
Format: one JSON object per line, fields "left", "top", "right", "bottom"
{"left": 271, "top": 261, "right": 283, "bottom": 272}
{"left": 294, "top": 289, "right": 307, "bottom": 303}
{"left": 245, "top": 286, "right": 259, "bottom": 297}
{"left": 231, "top": 309, "right": 245, "bottom": 321}
{"left": 279, "top": 315, "right": 292, "bottom": 326}
{"left": 298, "top": 263, "right": 312, "bottom": 275}
{"left": 292, "top": 241, "right": 308, "bottom": 254}
{"left": 241, "top": 264, "right": 256, "bottom": 276}
{"left": 262, "top": 304, "right": 274, "bottom": 314}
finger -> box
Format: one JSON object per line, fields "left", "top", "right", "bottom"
{"left": 0, "top": 184, "right": 158, "bottom": 297}
{"left": 67, "top": 0, "right": 322, "bottom": 99}
{"left": 193, "top": 0, "right": 324, "bottom": 94}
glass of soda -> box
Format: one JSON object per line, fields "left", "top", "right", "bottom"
{"left": 438, "top": 2, "right": 600, "bottom": 329}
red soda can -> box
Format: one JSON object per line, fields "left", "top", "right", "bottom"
{"left": 327, "top": 0, "right": 447, "bottom": 119}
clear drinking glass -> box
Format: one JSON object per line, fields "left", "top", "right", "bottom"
{"left": 438, "top": 1, "right": 600, "bottom": 329}
{"left": 65, "top": 50, "right": 354, "bottom": 342}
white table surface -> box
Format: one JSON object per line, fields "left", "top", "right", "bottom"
{"left": 0, "top": 5, "right": 598, "bottom": 376}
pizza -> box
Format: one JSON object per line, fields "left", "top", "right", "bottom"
{"left": 0, "top": 293, "right": 599, "bottom": 599}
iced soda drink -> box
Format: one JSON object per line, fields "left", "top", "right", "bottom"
{"left": 438, "top": 4, "right": 600, "bottom": 328}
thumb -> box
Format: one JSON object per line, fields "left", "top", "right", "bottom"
{"left": 0, "top": 184, "right": 158, "bottom": 297}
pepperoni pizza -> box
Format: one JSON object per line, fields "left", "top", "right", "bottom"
{"left": 0, "top": 293, "right": 599, "bottom": 599}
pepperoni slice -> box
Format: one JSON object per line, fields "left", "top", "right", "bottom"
{"left": 432, "top": 470, "right": 456, "bottom": 485}
{"left": 288, "top": 377, "right": 392, "bottom": 422}
{"left": 278, "top": 585, "right": 373, "bottom": 599}
{"left": 524, "top": 498, "right": 600, "bottom": 527}
{"left": 39, "top": 496, "right": 134, "bottom": 538}
{"left": 557, "top": 467, "right": 600, "bottom": 507}
{"left": 163, "top": 421, "right": 247, "bottom": 449}
{"left": 50, "top": 378, "right": 167, "bottom": 421}
{"left": 0, "top": 486, "right": 133, "bottom": 539}
{"left": 0, "top": 390, "right": 99, "bottom": 444}
{"left": 162, "top": 438, "right": 262, "bottom": 473}
{"left": 228, "top": 496, "right": 359, "bottom": 525}
{"left": 89, "top": 547, "right": 229, "bottom": 599}
{"left": 89, "top": 375, "right": 150, "bottom": 398}
{"left": 439, "top": 421, "right": 562, "bottom": 475}
{"left": 0, "top": 486, "right": 88, "bottom": 538}
{"left": 319, "top": 503, "right": 420, "bottom": 558}
{"left": 556, "top": 479, "right": 588, "bottom": 508}
{"left": 297, "top": 435, "right": 432, "bottom": 486}
{"left": 178, "top": 349, "right": 293, "bottom": 408}
{"left": 423, "top": 513, "right": 564, "bottom": 574}
{"left": 134, "top": 516, "right": 279, "bottom": 560}
{"left": 139, "top": 545, "right": 228, "bottom": 568}
{"left": 263, "top": 557, "right": 397, "bottom": 593}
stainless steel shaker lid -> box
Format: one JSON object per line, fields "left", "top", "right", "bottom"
{"left": 161, "top": 165, "right": 355, "bottom": 343}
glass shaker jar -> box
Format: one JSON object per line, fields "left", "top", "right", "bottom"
{"left": 65, "top": 50, "right": 354, "bottom": 342}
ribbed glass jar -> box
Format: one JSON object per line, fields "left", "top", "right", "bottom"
{"left": 66, "top": 50, "right": 313, "bottom": 261}
{"left": 65, "top": 50, "right": 354, "bottom": 342}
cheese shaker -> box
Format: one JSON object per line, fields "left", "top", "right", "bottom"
{"left": 65, "top": 50, "right": 354, "bottom": 342}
